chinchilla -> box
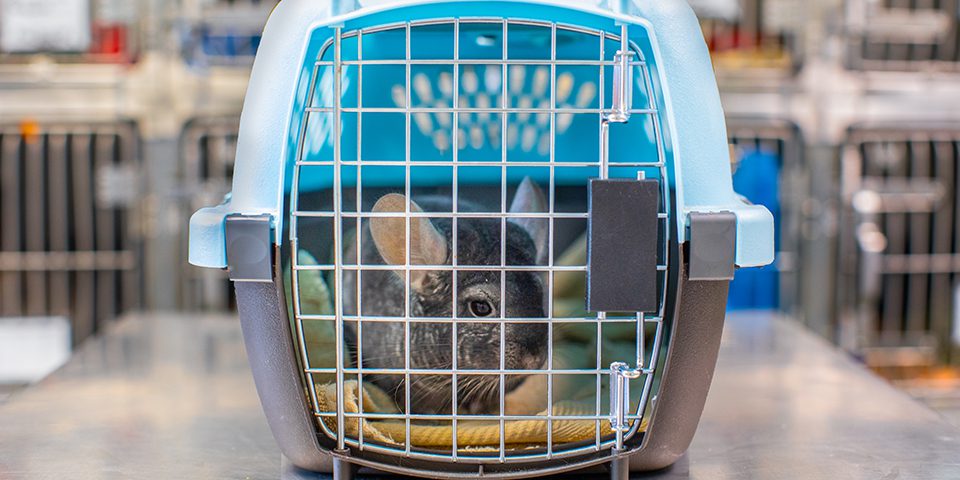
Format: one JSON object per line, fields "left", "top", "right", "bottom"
{"left": 341, "top": 177, "right": 549, "bottom": 415}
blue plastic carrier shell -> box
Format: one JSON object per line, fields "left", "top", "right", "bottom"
{"left": 189, "top": 0, "right": 773, "bottom": 271}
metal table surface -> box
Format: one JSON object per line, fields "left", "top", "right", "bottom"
{"left": 1, "top": 312, "right": 958, "bottom": 479}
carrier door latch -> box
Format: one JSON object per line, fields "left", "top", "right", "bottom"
{"left": 605, "top": 25, "right": 634, "bottom": 123}
{"left": 609, "top": 362, "right": 641, "bottom": 434}
{"left": 610, "top": 361, "right": 642, "bottom": 453}
{"left": 605, "top": 49, "right": 635, "bottom": 123}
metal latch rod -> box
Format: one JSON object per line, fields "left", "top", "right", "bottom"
{"left": 605, "top": 24, "right": 634, "bottom": 123}
{"left": 610, "top": 361, "right": 642, "bottom": 450}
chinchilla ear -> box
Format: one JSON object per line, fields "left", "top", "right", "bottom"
{"left": 508, "top": 177, "right": 549, "bottom": 265}
{"left": 370, "top": 193, "right": 448, "bottom": 290}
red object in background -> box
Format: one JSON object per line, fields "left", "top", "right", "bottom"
{"left": 89, "top": 23, "right": 135, "bottom": 63}
{"left": 708, "top": 25, "right": 755, "bottom": 51}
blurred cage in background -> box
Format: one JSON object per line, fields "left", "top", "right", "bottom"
{"left": 0, "top": 0, "right": 141, "bottom": 64}
{"left": 177, "top": 0, "right": 810, "bottom": 74}
{"left": 726, "top": 117, "right": 805, "bottom": 311}
{"left": 691, "top": 0, "right": 803, "bottom": 78}
{"left": 0, "top": 121, "right": 143, "bottom": 346}
{"left": 178, "top": 116, "right": 238, "bottom": 311}
{"left": 840, "top": 124, "right": 960, "bottom": 369}
{"left": 179, "top": 0, "right": 278, "bottom": 68}
{"left": 845, "top": 0, "right": 960, "bottom": 71}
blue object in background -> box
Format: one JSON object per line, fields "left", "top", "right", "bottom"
{"left": 183, "top": 26, "right": 264, "bottom": 68}
{"left": 728, "top": 148, "right": 781, "bottom": 310}
{"left": 201, "top": 28, "right": 262, "bottom": 59}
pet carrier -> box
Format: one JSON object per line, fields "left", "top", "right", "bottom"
{"left": 189, "top": 0, "right": 773, "bottom": 478}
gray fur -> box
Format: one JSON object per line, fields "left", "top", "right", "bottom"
{"left": 342, "top": 181, "right": 549, "bottom": 415}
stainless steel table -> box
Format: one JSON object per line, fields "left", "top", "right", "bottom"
{"left": 1, "top": 312, "right": 958, "bottom": 479}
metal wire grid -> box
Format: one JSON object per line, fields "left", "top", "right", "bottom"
{"left": 179, "top": 117, "right": 240, "bottom": 311}
{"left": 840, "top": 126, "right": 960, "bottom": 365}
{"left": 847, "top": 0, "right": 960, "bottom": 70}
{"left": 727, "top": 118, "right": 804, "bottom": 311}
{"left": 0, "top": 122, "right": 142, "bottom": 345}
{"left": 287, "top": 18, "right": 671, "bottom": 466}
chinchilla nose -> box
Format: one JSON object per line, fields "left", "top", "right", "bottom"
{"left": 507, "top": 323, "right": 548, "bottom": 369}
{"left": 522, "top": 350, "right": 546, "bottom": 370}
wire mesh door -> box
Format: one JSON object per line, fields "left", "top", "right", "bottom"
{"left": 287, "top": 18, "right": 671, "bottom": 465}
{"left": 840, "top": 125, "right": 960, "bottom": 367}
{"left": 180, "top": 117, "right": 239, "bottom": 311}
{"left": 0, "top": 121, "right": 142, "bottom": 345}
{"left": 726, "top": 118, "right": 804, "bottom": 312}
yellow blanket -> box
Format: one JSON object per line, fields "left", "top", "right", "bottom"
{"left": 285, "top": 237, "right": 647, "bottom": 451}
{"left": 314, "top": 380, "right": 647, "bottom": 449}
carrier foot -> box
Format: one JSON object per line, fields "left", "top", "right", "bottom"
{"left": 610, "top": 451, "right": 630, "bottom": 480}
{"left": 333, "top": 457, "right": 357, "bottom": 480}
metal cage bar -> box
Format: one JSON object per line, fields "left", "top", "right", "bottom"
{"left": 846, "top": 0, "right": 960, "bottom": 71}
{"left": 179, "top": 117, "right": 241, "bottom": 311}
{"left": 840, "top": 125, "right": 960, "bottom": 367}
{"left": 0, "top": 121, "right": 142, "bottom": 345}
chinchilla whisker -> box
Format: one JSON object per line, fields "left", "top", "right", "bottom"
{"left": 480, "top": 379, "right": 499, "bottom": 401}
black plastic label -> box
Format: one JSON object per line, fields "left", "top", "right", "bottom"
{"left": 587, "top": 179, "right": 660, "bottom": 313}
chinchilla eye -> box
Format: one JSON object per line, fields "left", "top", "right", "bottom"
{"left": 468, "top": 299, "right": 494, "bottom": 317}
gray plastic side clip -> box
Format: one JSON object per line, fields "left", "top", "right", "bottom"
{"left": 225, "top": 214, "right": 274, "bottom": 283}
{"left": 688, "top": 211, "right": 737, "bottom": 281}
